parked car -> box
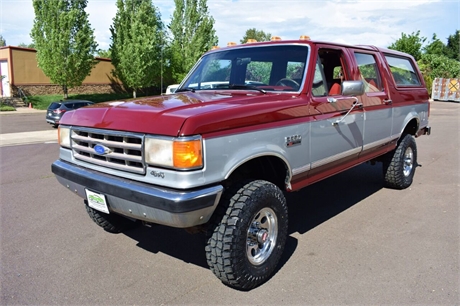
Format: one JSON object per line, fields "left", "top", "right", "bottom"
{"left": 46, "top": 100, "right": 94, "bottom": 127}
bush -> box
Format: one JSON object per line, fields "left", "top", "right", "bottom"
{"left": 0, "top": 104, "right": 16, "bottom": 111}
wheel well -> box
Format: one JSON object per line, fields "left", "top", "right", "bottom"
{"left": 402, "top": 118, "right": 418, "bottom": 136}
{"left": 224, "top": 156, "right": 288, "bottom": 191}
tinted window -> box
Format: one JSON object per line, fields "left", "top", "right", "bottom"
{"left": 48, "top": 102, "right": 62, "bottom": 110}
{"left": 384, "top": 54, "right": 421, "bottom": 86}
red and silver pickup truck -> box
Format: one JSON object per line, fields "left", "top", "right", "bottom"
{"left": 52, "top": 36, "right": 431, "bottom": 290}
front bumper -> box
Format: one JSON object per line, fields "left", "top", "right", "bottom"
{"left": 52, "top": 160, "right": 223, "bottom": 228}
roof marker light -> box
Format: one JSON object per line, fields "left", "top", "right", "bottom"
{"left": 300, "top": 35, "right": 311, "bottom": 40}
{"left": 271, "top": 36, "right": 281, "bottom": 41}
{"left": 227, "top": 42, "right": 237, "bottom": 47}
{"left": 246, "top": 39, "right": 257, "bottom": 43}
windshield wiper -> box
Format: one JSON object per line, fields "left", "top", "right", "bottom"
{"left": 229, "top": 84, "right": 266, "bottom": 94}
{"left": 175, "top": 87, "right": 195, "bottom": 93}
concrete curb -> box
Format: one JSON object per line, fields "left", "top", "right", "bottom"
{"left": 0, "top": 107, "right": 47, "bottom": 115}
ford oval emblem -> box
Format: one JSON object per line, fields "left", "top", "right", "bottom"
{"left": 94, "top": 144, "right": 112, "bottom": 155}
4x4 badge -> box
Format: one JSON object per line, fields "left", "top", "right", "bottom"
{"left": 285, "top": 135, "right": 302, "bottom": 147}
{"left": 94, "top": 144, "right": 112, "bottom": 155}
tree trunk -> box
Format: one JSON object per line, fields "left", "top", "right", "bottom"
{"left": 133, "top": 90, "right": 137, "bottom": 98}
{"left": 63, "top": 85, "right": 68, "bottom": 99}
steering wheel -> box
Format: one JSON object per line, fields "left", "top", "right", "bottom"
{"left": 275, "top": 78, "right": 300, "bottom": 89}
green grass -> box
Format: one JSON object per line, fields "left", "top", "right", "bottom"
{"left": 28, "top": 92, "right": 135, "bottom": 110}
{"left": 0, "top": 104, "right": 16, "bottom": 111}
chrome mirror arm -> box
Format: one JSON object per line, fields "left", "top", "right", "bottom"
{"left": 328, "top": 96, "right": 363, "bottom": 125}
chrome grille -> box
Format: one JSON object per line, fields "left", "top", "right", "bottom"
{"left": 71, "top": 128, "right": 145, "bottom": 174}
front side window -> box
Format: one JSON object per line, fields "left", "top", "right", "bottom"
{"left": 384, "top": 54, "right": 421, "bottom": 86}
{"left": 180, "top": 45, "right": 309, "bottom": 92}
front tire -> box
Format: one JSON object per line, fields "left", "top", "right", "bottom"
{"left": 85, "top": 203, "right": 139, "bottom": 233}
{"left": 206, "top": 180, "right": 288, "bottom": 290}
{"left": 383, "top": 134, "right": 417, "bottom": 189}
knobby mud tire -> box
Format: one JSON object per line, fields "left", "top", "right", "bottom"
{"left": 383, "top": 134, "right": 418, "bottom": 189}
{"left": 85, "top": 203, "right": 139, "bottom": 233}
{"left": 205, "top": 180, "right": 288, "bottom": 290}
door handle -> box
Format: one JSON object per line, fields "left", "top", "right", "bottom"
{"left": 383, "top": 99, "right": 392, "bottom": 105}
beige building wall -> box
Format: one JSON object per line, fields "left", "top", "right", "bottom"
{"left": 0, "top": 46, "right": 121, "bottom": 96}
{"left": 11, "top": 47, "right": 51, "bottom": 84}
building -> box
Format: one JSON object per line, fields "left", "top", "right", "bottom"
{"left": 0, "top": 46, "right": 122, "bottom": 98}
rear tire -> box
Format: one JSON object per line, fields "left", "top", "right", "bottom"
{"left": 383, "top": 134, "right": 417, "bottom": 189}
{"left": 85, "top": 203, "right": 139, "bottom": 233}
{"left": 205, "top": 180, "right": 288, "bottom": 290}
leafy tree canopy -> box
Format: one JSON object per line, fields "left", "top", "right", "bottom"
{"left": 240, "top": 28, "right": 272, "bottom": 44}
{"left": 418, "top": 53, "right": 460, "bottom": 79}
{"left": 18, "top": 42, "right": 36, "bottom": 49}
{"left": 423, "top": 34, "right": 446, "bottom": 56}
{"left": 110, "top": 0, "right": 164, "bottom": 98}
{"left": 445, "top": 30, "right": 460, "bottom": 61}
{"left": 388, "top": 30, "right": 426, "bottom": 61}
{"left": 169, "top": 0, "right": 218, "bottom": 82}
{"left": 30, "top": 0, "right": 98, "bottom": 98}
{"left": 97, "top": 49, "right": 111, "bottom": 59}
{"left": 0, "top": 35, "right": 6, "bottom": 46}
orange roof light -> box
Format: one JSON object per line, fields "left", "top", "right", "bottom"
{"left": 211, "top": 46, "right": 220, "bottom": 50}
{"left": 227, "top": 42, "right": 237, "bottom": 47}
{"left": 271, "top": 36, "right": 281, "bottom": 41}
{"left": 246, "top": 39, "right": 257, "bottom": 43}
{"left": 300, "top": 35, "right": 311, "bottom": 40}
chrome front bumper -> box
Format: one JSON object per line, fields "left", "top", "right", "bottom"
{"left": 52, "top": 160, "right": 223, "bottom": 228}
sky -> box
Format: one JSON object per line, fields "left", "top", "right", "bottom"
{"left": 0, "top": 0, "right": 458, "bottom": 51}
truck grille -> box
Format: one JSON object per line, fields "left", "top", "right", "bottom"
{"left": 71, "top": 128, "right": 145, "bottom": 174}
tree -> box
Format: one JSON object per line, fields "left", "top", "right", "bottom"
{"left": 169, "top": 0, "right": 218, "bottom": 82}
{"left": 0, "top": 35, "right": 5, "bottom": 46}
{"left": 388, "top": 31, "right": 426, "bottom": 61}
{"left": 31, "top": 0, "right": 98, "bottom": 98}
{"left": 418, "top": 53, "right": 460, "bottom": 95}
{"left": 418, "top": 54, "right": 460, "bottom": 79}
{"left": 240, "top": 28, "right": 272, "bottom": 44}
{"left": 97, "top": 49, "right": 111, "bottom": 59}
{"left": 18, "top": 42, "right": 36, "bottom": 49}
{"left": 423, "top": 34, "right": 446, "bottom": 56}
{"left": 445, "top": 30, "right": 460, "bottom": 61}
{"left": 110, "top": 0, "right": 164, "bottom": 98}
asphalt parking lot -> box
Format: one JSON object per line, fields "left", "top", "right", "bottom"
{"left": 0, "top": 101, "right": 459, "bottom": 304}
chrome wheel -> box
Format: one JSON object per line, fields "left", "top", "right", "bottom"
{"left": 246, "top": 207, "right": 278, "bottom": 265}
{"left": 403, "top": 147, "right": 414, "bottom": 177}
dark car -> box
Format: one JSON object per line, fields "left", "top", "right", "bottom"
{"left": 46, "top": 100, "right": 94, "bottom": 127}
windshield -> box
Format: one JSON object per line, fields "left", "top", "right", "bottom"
{"left": 180, "top": 45, "right": 309, "bottom": 93}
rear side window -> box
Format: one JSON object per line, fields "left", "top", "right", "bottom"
{"left": 48, "top": 102, "right": 61, "bottom": 110}
{"left": 384, "top": 55, "right": 421, "bottom": 86}
{"left": 354, "top": 52, "right": 382, "bottom": 92}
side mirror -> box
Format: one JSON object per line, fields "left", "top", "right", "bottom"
{"left": 342, "top": 80, "right": 364, "bottom": 96}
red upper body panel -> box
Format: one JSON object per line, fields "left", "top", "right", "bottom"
{"left": 59, "top": 91, "right": 308, "bottom": 137}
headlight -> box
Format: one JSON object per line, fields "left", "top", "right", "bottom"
{"left": 145, "top": 136, "right": 203, "bottom": 170}
{"left": 58, "top": 126, "right": 71, "bottom": 148}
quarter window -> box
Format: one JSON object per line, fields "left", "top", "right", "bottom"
{"left": 384, "top": 55, "right": 421, "bottom": 86}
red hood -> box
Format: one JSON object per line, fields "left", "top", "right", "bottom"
{"left": 60, "top": 91, "right": 307, "bottom": 136}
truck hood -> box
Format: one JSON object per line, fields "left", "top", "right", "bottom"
{"left": 60, "top": 91, "right": 306, "bottom": 136}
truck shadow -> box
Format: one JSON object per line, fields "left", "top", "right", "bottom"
{"left": 123, "top": 162, "right": 384, "bottom": 270}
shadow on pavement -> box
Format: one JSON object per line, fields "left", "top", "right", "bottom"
{"left": 123, "top": 162, "right": 384, "bottom": 271}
